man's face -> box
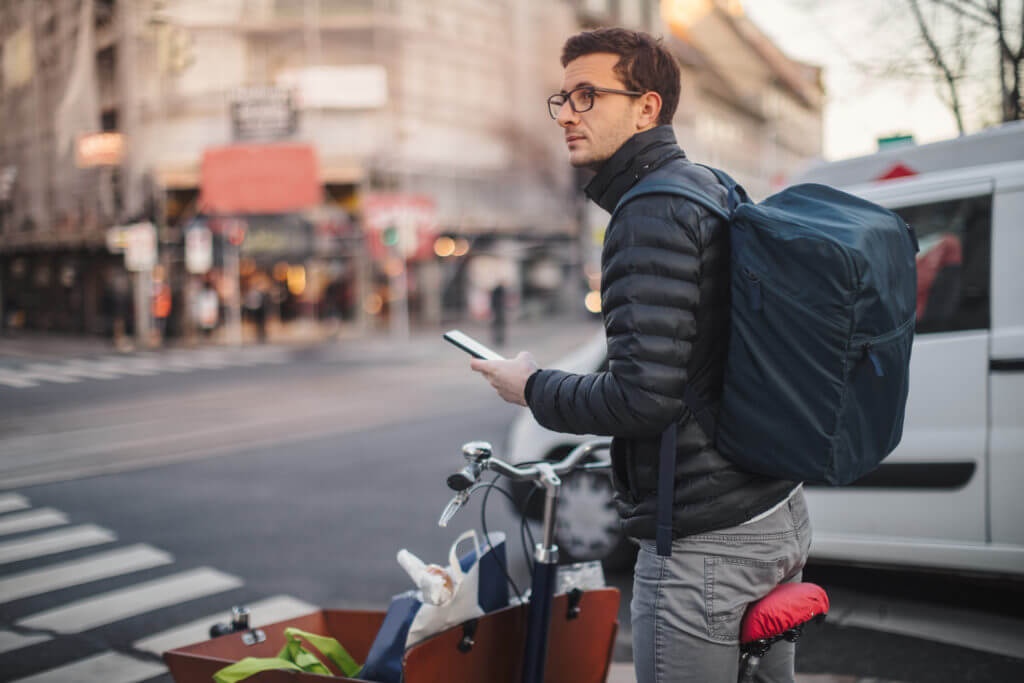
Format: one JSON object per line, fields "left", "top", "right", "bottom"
{"left": 556, "top": 53, "right": 648, "bottom": 169}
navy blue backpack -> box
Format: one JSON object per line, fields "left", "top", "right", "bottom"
{"left": 611, "top": 168, "right": 919, "bottom": 556}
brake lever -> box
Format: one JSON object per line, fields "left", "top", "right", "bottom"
{"left": 438, "top": 490, "right": 470, "bottom": 527}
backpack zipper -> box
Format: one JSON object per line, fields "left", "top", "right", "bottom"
{"left": 855, "top": 316, "right": 915, "bottom": 377}
{"left": 861, "top": 342, "right": 883, "bottom": 377}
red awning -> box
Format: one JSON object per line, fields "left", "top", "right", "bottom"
{"left": 199, "top": 143, "right": 321, "bottom": 214}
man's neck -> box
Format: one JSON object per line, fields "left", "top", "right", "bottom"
{"left": 584, "top": 125, "right": 681, "bottom": 214}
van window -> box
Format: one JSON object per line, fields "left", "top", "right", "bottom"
{"left": 893, "top": 195, "right": 992, "bottom": 334}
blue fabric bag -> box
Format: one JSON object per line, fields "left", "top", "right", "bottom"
{"left": 358, "top": 531, "right": 508, "bottom": 683}
{"left": 612, "top": 169, "right": 918, "bottom": 554}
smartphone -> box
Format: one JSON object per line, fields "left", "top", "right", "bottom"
{"left": 443, "top": 330, "right": 505, "bottom": 361}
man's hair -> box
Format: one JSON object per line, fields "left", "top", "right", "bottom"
{"left": 561, "top": 28, "right": 680, "bottom": 126}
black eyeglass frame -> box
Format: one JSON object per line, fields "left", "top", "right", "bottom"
{"left": 547, "top": 85, "right": 645, "bottom": 119}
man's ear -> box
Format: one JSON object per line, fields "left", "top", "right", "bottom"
{"left": 636, "top": 91, "right": 663, "bottom": 129}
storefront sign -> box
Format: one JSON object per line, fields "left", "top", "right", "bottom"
{"left": 123, "top": 222, "right": 157, "bottom": 272}
{"left": 276, "top": 65, "right": 388, "bottom": 110}
{"left": 185, "top": 224, "right": 213, "bottom": 274}
{"left": 77, "top": 133, "right": 125, "bottom": 168}
{"left": 230, "top": 86, "right": 298, "bottom": 141}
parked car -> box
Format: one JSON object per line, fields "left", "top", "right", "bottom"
{"left": 507, "top": 158, "right": 1024, "bottom": 577}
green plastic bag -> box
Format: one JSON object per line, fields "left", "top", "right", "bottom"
{"left": 212, "top": 627, "right": 361, "bottom": 682}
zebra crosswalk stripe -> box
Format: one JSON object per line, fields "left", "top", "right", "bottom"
{"left": 0, "top": 525, "right": 116, "bottom": 566}
{"left": 10, "top": 651, "right": 166, "bottom": 683}
{"left": 19, "top": 364, "right": 80, "bottom": 384}
{"left": 17, "top": 567, "right": 244, "bottom": 633}
{"left": 0, "top": 544, "right": 173, "bottom": 604}
{"left": 0, "top": 630, "right": 52, "bottom": 655}
{"left": 53, "top": 362, "right": 119, "bottom": 380}
{"left": 0, "top": 493, "right": 30, "bottom": 514}
{"left": 133, "top": 594, "right": 317, "bottom": 655}
{"left": 0, "top": 371, "right": 38, "bottom": 388}
{"left": 89, "top": 357, "right": 161, "bottom": 376}
{"left": 0, "top": 509, "right": 68, "bottom": 537}
{"left": 0, "top": 348, "right": 292, "bottom": 389}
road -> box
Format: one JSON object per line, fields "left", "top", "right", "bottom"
{"left": 0, "top": 323, "right": 1021, "bottom": 682}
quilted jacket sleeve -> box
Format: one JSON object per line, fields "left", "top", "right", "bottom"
{"left": 526, "top": 196, "right": 707, "bottom": 438}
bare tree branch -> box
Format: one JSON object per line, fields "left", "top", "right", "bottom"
{"left": 909, "top": 0, "right": 967, "bottom": 132}
{"left": 929, "top": 0, "right": 998, "bottom": 26}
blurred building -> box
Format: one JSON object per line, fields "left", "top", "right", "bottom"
{"left": 0, "top": 0, "right": 822, "bottom": 337}
{"left": 0, "top": 0, "right": 580, "bottom": 337}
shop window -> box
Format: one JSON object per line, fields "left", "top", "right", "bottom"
{"left": 894, "top": 194, "right": 992, "bottom": 334}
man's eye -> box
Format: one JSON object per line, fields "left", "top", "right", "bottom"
{"left": 575, "top": 90, "right": 594, "bottom": 106}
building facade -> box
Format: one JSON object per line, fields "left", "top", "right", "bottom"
{"left": 0, "top": 0, "right": 823, "bottom": 338}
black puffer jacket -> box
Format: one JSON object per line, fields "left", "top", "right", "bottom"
{"left": 525, "top": 126, "right": 795, "bottom": 539}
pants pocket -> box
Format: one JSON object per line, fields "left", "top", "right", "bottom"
{"left": 704, "top": 554, "right": 783, "bottom": 643}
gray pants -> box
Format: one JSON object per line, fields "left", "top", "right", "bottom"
{"left": 631, "top": 489, "right": 812, "bottom": 683}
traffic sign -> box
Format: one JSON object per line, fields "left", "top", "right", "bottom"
{"left": 124, "top": 222, "right": 157, "bottom": 272}
{"left": 185, "top": 225, "right": 213, "bottom": 274}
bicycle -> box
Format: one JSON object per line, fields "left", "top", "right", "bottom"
{"left": 169, "top": 437, "right": 828, "bottom": 683}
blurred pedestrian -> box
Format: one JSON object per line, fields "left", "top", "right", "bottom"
{"left": 470, "top": 29, "right": 807, "bottom": 683}
{"left": 152, "top": 280, "right": 172, "bottom": 342}
{"left": 244, "top": 286, "right": 267, "bottom": 343}
{"left": 490, "top": 282, "right": 507, "bottom": 347}
{"left": 196, "top": 281, "right": 219, "bottom": 340}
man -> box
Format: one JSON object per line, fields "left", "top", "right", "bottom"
{"left": 471, "top": 29, "right": 809, "bottom": 682}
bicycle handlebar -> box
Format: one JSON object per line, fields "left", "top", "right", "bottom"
{"left": 438, "top": 439, "right": 611, "bottom": 527}
{"left": 482, "top": 439, "right": 612, "bottom": 482}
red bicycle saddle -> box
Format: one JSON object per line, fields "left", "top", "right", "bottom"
{"left": 740, "top": 582, "right": 829, "bottom": 644}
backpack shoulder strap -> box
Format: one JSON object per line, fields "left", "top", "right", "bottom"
{"left": 611, "top": 181, "right": 731, "bottom": 224}
{"left": 609, "top": 174, "right": 731, "bottom": 559}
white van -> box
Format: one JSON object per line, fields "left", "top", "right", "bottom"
{"left": 505, "top": 159, "right": 1024, "bottom": 577}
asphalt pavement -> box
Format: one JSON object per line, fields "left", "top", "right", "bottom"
{"left": 1, "top": 318, "right": 1021, "bottom": 682}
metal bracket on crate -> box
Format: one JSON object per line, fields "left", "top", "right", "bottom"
{"left": 457, "top": 619, "right": 479, "bottom": 653}
{"left": 241, "top": 629, "right": 267, "bottom": 646}
{"left": 566, "top": 588, "right": 584, "bottom": 620}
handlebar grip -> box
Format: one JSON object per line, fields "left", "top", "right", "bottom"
{"left": 447, "top": 469, "right": 476, "bottom": 491}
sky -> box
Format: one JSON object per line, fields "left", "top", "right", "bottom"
{"left": 740, "top": 0, "right": 968, "bottom": 160}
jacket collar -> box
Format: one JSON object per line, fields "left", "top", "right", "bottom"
{"left": 584, "top": 125, "right": 686, "bottom": 214}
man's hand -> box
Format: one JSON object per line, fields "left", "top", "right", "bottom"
{"left": 470, "top": 351, "right": 539, "bottom": 407}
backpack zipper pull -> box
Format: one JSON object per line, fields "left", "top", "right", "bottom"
{"left": 863, "top": 343, "right": 883, "bottom": 377}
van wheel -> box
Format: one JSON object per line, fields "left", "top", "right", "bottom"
{"left": 555, "top": 470, "right": 637, "bottom": 573}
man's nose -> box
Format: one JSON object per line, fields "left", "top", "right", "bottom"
{"left": 556, "top": 101, "right": 578, "bottom": 128}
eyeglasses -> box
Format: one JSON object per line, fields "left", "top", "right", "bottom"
{"left": 547, "top": 85, "right": 645, "bottom": 119}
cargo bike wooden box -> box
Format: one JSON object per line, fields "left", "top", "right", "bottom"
{"left": 164, "top": 589, "right": 619, "bottom": 683}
